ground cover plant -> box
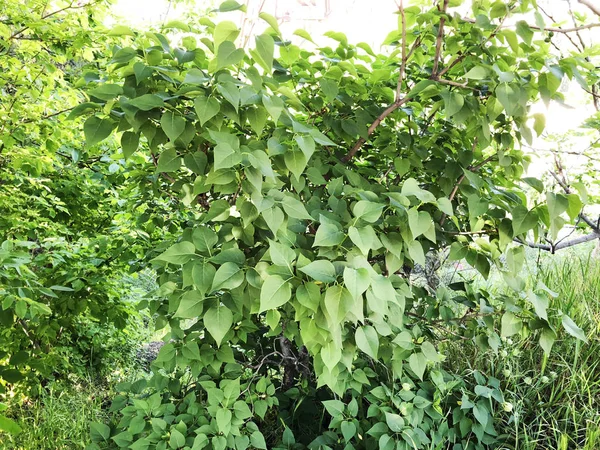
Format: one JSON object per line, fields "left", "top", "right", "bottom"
{"left": 1, "top": 0, "right": 600, "bottom": 449}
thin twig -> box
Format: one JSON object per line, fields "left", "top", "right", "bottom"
{"left": 343, "top": 1, "right": 411, "bottom": 163}
{"left": 578, "top": 0, "right": 600, "bottom": 17}
{"left": 431, "top": 0, "right": 450, "bottom": 78}
{"left": 440, "top": 141, "right": 499, "bottom": 226}
{"left": 21, "top": 107, "right": 74, "bottom": 124}
{"left": 397, "top": 0, "right": 407, "bottom": 100}
{"left": 460, "top": 16, "right": 600, "bottom": 34}
{"left": 9, "top": 1, "right": 100, "bottom": 41}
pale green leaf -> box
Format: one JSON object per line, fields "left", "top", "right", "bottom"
{"left": 204, "top": 306, "right": 233, "bottom": 347}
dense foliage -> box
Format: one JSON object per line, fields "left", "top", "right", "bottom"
{"left": 1, "top": 0, "right": 600, "bottom": 448}
{"left": 0, "top": 0, "right": 175, "bottom": 432}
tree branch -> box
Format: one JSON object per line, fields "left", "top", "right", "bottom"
{"left": 460, "top": 16, "right": 600, "bottom": 33}
{"left": 549, "top": 169, "right": 599, "bottom": 232}
{"left": 9, "top": 1, "right": 100, "bottom": 41}
{"left": 579, "top": 0, "right": 600, "bottom": 17}
{"left": 343, "top": 1, "right": 411, "bottom": 163}
{"left": 431, "top": 0, "right": 450, "bottom": 78}
{"left": 440, "top": 142, "right": 498, "bottom": 225}
{"left": 516, "top": 232, "right": 600, "bottom": 252}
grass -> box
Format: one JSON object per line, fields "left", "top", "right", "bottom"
{"left": 1, "top": 377, "right": 113, "bottom": 449}
{"left": 445, "top": 248, "right": 600, "bottom": 449}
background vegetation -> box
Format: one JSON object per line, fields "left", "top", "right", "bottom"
{"left": 1, "top": 0, "right": 599, "bottom": 449}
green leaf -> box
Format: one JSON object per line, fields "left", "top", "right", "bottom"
{"left": 385, "top": 412, "right": 404, "bottom": 433}
{"left": 341, "top": 421, "right": 357, "bottom": 441}
{"left": 355, "top": 325, "right": 379, "bottom": 359}
{"left": 250, "top": 431, "right": 267, "bottom": 450}
{"left": 204, "top": 306, "right": 233, "bottom": 347}
{"left": 284, "top": 150, "right": 307, "bottom": 179}
{"left": 408, "top": 209, "right": 433, "bottom": 239}
{"left": 516, "top": 20, "right": 533, "bottom": 45}
{"left": 324, "top": 285, "right": 354, "bottom": 325}
{"left": 463, "top": 66, "right": 488, "bottom": 80}
{"left": 408, "top": 352, "right": 427, "bottom": 380}
{"left": 528, "top": 291, "right": 548, "bottom": 321}
{"left": 473, "top": 403, "right": 490, "bottom": 427}
{"left": 0, "top": 416, "right": 22, "bottom": 435}
{"left": 314, "top": 223, "right": 344, "bottom": 247}
{"left": 320, "top": 78, "right": 339, "bottom": 102}
{"left": 512, "top": 206, "right": 538, "bottom": 235}
{"left": 295, "top": 135, "right": 315, "bottom": 159}
{"left": 169, "top": 429, "right": 186, "bottom": 449}
{"left": 233, "top": 400, "right": 252, "bottom": 420}
{"left": 89, "top": 83, "right": 123, "bottom": 101}
{"left": 214, "top": 21, "right": 240, "bottom": 48}
{"left": 254, "top": 34, "right": 274, "bottom": 73}
{"left": 293, "top": 28, "right": 316, "bottom": 44}
{"left": 262, "top": 95, "right": 284, "bottom": 123}
{"left": 192, "top": 227, "right": 218, "bottom": 254}
{"left": 532, "top": 113, "right": 546, "bottom": 136}
{"left": 353, "top": 201, "right": 383, "bottom": 223}
{"left": 157, "top": 148, "right": 181, "bottom": 173}
{"left": 269, "top": 239, "right": 296, "bottom": 272}
{"left": 195, "top": 97, "right": 220, "bottom": 126}
{"left": 501, "top": 311, "right": 522, "bottom": 337}
{"left": 540, "top": 327, "right": 556, "bottom": 355}
{"left": 259, "top": 275, "right": 291, "bottom": 312}
{"left": 546, "top": 192, "right": 568, "bottom": 220}
{"left": 258, "top": 12, "right": 281, "bottom": 35}
{"left": 174, "top": 290, "right": 204, "bottom": 318}
{"left": 296, "top": 283, "right": 321, "bottom": 312}
{"left": 217, "top": 81, "right": 240, "bottom": 112}
{"left": 407, "top": 241, "right": 425, "bottom": 266}
{"left": 322, "top": 400, "right": 345, "bottom": 417}
{"left": 566, "top": 194, "right": 582, "bottom": 221}
{"left": 214, "top": 142, "right": 240, "bottom": 170}
{"left": 153, "top": 242, "right": 196, "bottom": 265}
{"left": 442, "top": 91, "right": 464, "bottom": 117}
{"left": 90, "top": 422, "right": 110, "bottom": 442}
{"left": 216, "top": 408, "right": 232, "bottom": 434}
{"left": 218, "top": 0, "right": 245, "bottom": 12}
{"left": 437, "top": 197, "right": 453, "bottom": 215}
{"left": 216, "top": 41, "right": 244, "bottom": 71}
{"left": 161, "top": 111, "right": 186, "bottom": 142}
{"left": 262, "top": 207, "right": 284, "bottom": 235}
{"left": 421, "top": 341, "right": 440, "bottom": 362}
{"left": 282, "top": 197, "right": 313, "bottom": 220}
{"left": 121, "top": 131, "right": 139, "bottom": 160}
{"left": 211, "top": 262, "right": 244, "bottom": 292}
{"left": 562, "top": 314, "right": 587, "bottom": 342}
{"left": 348, "top": 226, "right": 380, "bottom": 255}
{"left": 84, "top": 116, "right": 114, "bottom": 147}
{"left": 299, "top": 260, "right": 336, "bottom": 283}
{"left": 192, "top": 262, "right": 216, "bottom": 294}
{"left": 128, "top": 94, "right": 164, "bottom": 111}
{"left": 321, "top": 340, "right": 341, "bottom": 370}
{"left": 496, "top": 83, "right": 518, "bottom": 116}
{"left": 343, "top": 267, "right": 370, "bottom": 299}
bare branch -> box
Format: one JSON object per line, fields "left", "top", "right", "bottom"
{"left": 342, "top": 97, "right": 411, "bottom": 162}
{"left": 440, "top": 143, "right": 498, "bottom": 225}
{"left": 9, "top": 1, "right": 101, "bottom": 41}
{"left": 344, "top": 1, "right": 411, "bottom": 163}
{"left": 397, "top": 0, "right": 407, "bottom": 100}
{"left": 431, "top": 0, "right": 450, "bottom": 78}
{"left": 579, "top": 0, "right": 600, "bottom": 17}
{"left": 516, "top": 232, "right": 600, "bottom": 252}
{"left": 460, "top": 16, "right": 600, "bottom": 33}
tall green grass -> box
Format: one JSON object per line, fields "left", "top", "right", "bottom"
{"left": 446, "top": 251, "right": 600, "bottom": 449}
{"left": 2, "top": 378, "right": 112, "bottom": 449}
